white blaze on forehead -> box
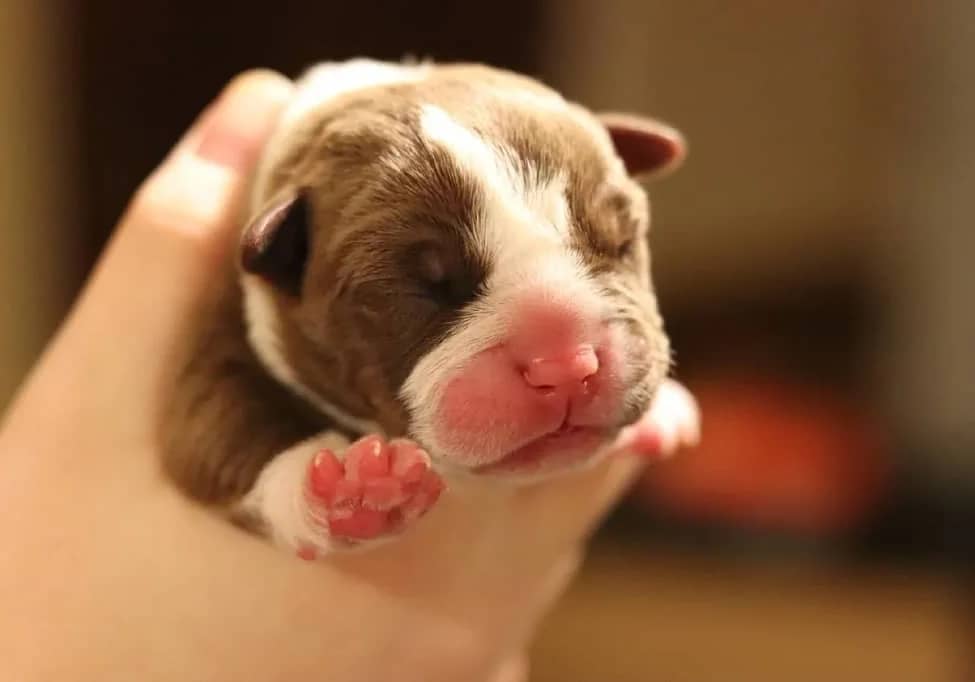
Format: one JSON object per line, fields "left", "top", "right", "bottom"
{"left": 403, "top": 105, "right": 607, "bottom": 458}
{"left": 418, "top": 104, "right": 573, "bottom": 253}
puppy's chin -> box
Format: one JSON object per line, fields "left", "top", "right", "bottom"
{"left": 416, "top": 424, "right": 619, "bottom": 485}
{"left": 480, "top": 381, "right": 659, "bottom": 482}
{"left": 405, "top": 372, "right": 658, "bottom": 484}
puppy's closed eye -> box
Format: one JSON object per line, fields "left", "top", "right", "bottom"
{"left": 615, "top": 236, "right": 637, "bottom": 260}
{"left": 408, "top": 241, "right": 482, "bottom": 309}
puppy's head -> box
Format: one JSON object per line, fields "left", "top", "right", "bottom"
{"left": 241, "top": 60, "right": 685, "bottom": 477}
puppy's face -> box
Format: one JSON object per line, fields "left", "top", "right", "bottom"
{"left": 241, "top": 61, "right": 684, "bottom": 477}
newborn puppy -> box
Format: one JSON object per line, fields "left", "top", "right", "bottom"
{"left": 161, "top": 59, "right": 687, "bottom": 557}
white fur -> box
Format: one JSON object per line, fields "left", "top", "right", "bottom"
{"left": 404, "top": 105, "right": 607, "bottom": 461}
{"left": 420, "top": 103, "right": 571, "bottom": 246}
{"left": 238, "top": 431, "right": 350, "bottom": 552}
{"left": 282, "top": 59, "right": 431, "bottom": 129}
{"left": 491, "top": 85, "right": 567, "bottom": 113}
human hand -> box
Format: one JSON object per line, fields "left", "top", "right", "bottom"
{"left": 0, "top": 70, "right": 699, "bottom": 682}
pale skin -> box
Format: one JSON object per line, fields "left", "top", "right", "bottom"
{"left": 0, "top": 70, "right": 699, "bottom": 682}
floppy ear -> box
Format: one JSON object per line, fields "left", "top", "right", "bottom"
{"left": 240, "top": 188, "right": 310, "bottom": 298}
{"left": 598, "top": 112, "right": 687, "bottom": 180}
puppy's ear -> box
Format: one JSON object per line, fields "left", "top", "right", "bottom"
{"left": 598, "top": 113, "right": 686, "bottom": 180}
{"left": 240, "top": 188, "right": 310, "bottom": 297}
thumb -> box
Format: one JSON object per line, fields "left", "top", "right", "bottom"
{"left": 3, "top": 71, "right": 293, "bottom": 430}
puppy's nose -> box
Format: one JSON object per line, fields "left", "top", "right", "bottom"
{"left": 521, "top": 345, "right": 599, "bottom": 390}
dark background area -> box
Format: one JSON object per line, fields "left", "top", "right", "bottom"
{"left": 77, "top": 0, "right": 545, "bottom": 267}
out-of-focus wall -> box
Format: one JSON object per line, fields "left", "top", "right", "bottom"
{"left": 539, "top": 1, "right": 974, "bottom": 489}
{"left": 539, "top": 1, "right": 882, "bottom": 306}
{"left": 0, "top": 2, "right": 78, "bottom": 410}
{"left": 878, "top": 1, "right": 975, "bottom": 488}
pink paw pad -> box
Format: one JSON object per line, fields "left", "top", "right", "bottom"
{"left": 305, "top": 436, "right": 444, "bottom": 542}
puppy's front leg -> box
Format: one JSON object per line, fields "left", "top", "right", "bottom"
{"left": 239, "top": 432, "right": 445, "bottom": 559}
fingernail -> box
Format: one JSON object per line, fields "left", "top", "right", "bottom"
{"left": 193, "top": 69, "right": 293, "bottom": 171}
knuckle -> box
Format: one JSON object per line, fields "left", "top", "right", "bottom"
{"left": 122, "top": 157, "right": 243, "bottom": 262}
{"left": 129, "top": 164, "right": 215, "bottom": 229}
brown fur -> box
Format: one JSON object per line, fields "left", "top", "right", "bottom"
{"left": 159, "top": 269, "right": 334, "bottom": 505}
{"left": 160, "top": 62, "right": 672, "bottom": 509}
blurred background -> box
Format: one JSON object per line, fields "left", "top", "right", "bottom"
{"left": 1, "top": 1, "right": 972, "bottom": 679}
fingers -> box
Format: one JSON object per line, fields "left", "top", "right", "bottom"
{"left": 652, "top": 379, "right": 701, "bottom": 454}
{"left": 614, "top": 379, "right": 701, "bottom": 459}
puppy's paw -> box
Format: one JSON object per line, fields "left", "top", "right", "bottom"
{"left": 300, "top": 436, "right": 444, "bottom": 556}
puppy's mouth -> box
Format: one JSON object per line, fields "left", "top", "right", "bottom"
{"left": 473, "top": 421, "right": 613, "bottom": 475}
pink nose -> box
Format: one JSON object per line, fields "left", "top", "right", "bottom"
{"left": 521, "top": 345, "right": 600, "bottom": 390}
